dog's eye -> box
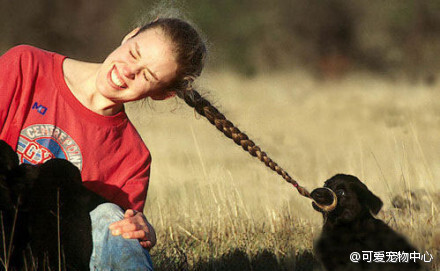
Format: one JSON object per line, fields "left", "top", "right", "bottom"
{"left": 336, "top": 189, "right": 345, "bottom": 197}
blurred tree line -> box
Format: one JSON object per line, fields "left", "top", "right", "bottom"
{"left": 1, "top": 0, "right": 440, "bottom": 81}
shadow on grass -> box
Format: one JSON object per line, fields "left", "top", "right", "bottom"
{"left": 153, "top": 247, "right": 319, "bottom": 271}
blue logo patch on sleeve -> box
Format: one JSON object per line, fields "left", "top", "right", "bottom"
{"left": 32, "top": 102, "right": 48, "bottom": 115}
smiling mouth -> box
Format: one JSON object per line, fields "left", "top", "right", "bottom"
{"left": 108, "top": 65, "right": 128, "bottom": 90}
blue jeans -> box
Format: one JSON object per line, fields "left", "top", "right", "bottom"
{"left": 89, "top": 203, "right": 154, "bottom": 271}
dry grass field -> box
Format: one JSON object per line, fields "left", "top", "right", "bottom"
{"left": 126, "top": 71, "right": 440, "bottom": 271}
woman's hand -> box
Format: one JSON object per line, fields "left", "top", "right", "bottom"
{"left": 108, "top": 209, "right": 157, "bottom": 250}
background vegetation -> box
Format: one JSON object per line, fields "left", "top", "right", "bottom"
{"left": 126, "top": 72, "right": 440, "bottom": 270}
{"left": 2, "top": 0, "right": 440, "bottom": 79}
{"left": 1, "top": 0, "right": 440, "bottom": 270}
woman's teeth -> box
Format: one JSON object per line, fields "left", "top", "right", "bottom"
{"left": 111, "top": 67, "right": 126, "bottom": 88}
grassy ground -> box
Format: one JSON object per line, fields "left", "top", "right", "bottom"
{"left": 127, "top": 71, "right": 440, "bottom": 271}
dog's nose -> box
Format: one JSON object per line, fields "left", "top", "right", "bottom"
{"left": 311, "top": 188, "right": 336, "bottom": 206}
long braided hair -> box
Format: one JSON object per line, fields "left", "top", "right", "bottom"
{"left": 176, "top": 90, "right": 311, "bottom": 198}
{"left": 139, "top": 17, "right": 311, "bottom": 199}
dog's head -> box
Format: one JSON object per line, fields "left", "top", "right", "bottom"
{"left": 0, "top": 140, "right": 20, "bottom": 211}
{"left": 311, "top": 174, "right": 383, "bottom": 224}
{"left": 0, "top": 140, "right": 41, "bottom": 211}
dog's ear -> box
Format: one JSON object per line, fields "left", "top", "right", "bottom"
{"left": 353, "top": 181, "right": 383, "bottom": 215}
{"left": 0, "top": 140, "right": 19, "bottom": 172}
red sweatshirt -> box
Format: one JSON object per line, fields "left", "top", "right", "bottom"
{"left": 0, "top": 45, "right": 151, "bottom": 211}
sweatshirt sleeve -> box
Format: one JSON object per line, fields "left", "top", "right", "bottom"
{"left": 117, "top": 156, "right": 151, "bottom": 212}
{"left": 0, "top": 45, "right": 30, "bottom": 146}
{"left": 0, "top": 45, "right": 49, "bottom": 148}
{"left": 0, "top": 46, "right": 22, "bottom": 126}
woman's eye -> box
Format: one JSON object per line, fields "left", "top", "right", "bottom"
{"left": 143, "top": 71, "right": 149, "bottom": 81}
{"left": 129, "top": 50, "right": 136, "bottom": 59}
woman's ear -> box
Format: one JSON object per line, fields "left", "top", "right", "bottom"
{"left": 122, "top": 27, "right": 141, "bottom": 45}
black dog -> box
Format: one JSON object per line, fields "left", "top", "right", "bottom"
{"left": 311, "top": 174, "right": 423, "bottom": 271}
{"left": 0, "top": 140, "right": 107, "bottom": 271}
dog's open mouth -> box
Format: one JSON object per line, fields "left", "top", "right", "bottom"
{"left": 311, "top": 187, "right": 338, "bottom": 212}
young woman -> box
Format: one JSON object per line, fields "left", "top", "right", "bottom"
{"left": 0, "top": 18, "right": 206, "bottom": 270}
{"left": 0, "top": 17, "right": 301, "bottom": 270}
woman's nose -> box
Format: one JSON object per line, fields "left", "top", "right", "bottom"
{"left": 122, "top": 64, "right": 142, "bottom": 80}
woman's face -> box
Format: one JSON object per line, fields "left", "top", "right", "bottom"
{"left": 96, "top": 27, "right": 178, "bottom": 103}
